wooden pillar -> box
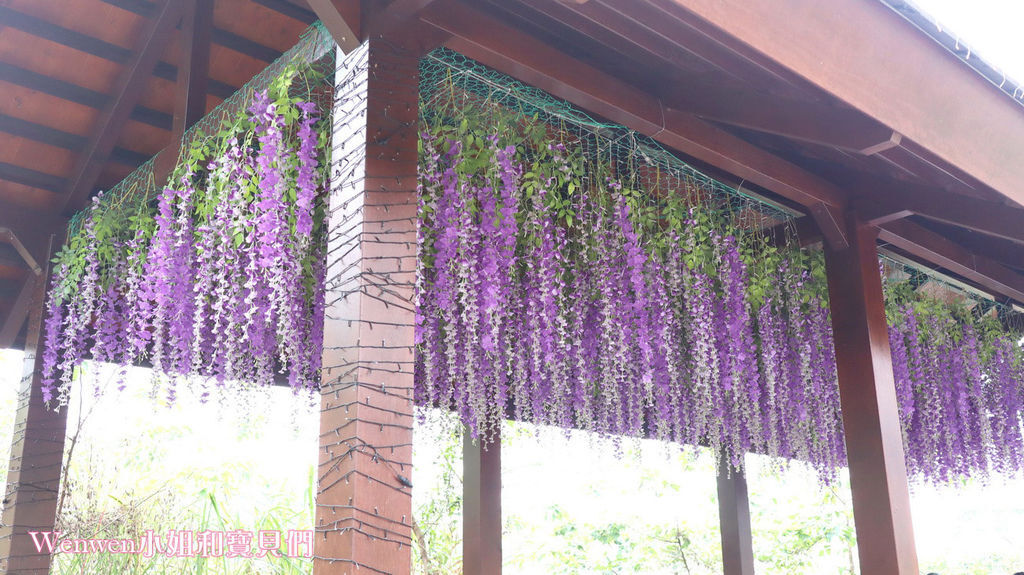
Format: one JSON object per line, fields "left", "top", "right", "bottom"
{"left": 0, "top": 236, "right": 68, "bottom": 575}
{"left": 153, "top": 0, "right": 213, "bottom": 185}
{"left": 313, "top": 38, "right": 419, "bottom": 575}
{"left": 716, "top": 454, "right": 755, "bottom": 575}
{"left": 824, "top": 215, "right": 918, "bottom": 574}
{"left": 171, "top": 0, "right": 212, "bottom": 133}
{"left": 463, "top": 429, "right": 502, "bottom": 575}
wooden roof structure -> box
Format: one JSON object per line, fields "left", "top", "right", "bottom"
{"left": 4, "top": 0, "right": 1024, "bottom": 350}
{"left": 0, "top": 0, "right": 316, "bottom": 347}
{"left": 3, "top": 2, "right": 1024, "bottom": 574}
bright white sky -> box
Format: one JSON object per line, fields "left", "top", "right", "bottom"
{"left": 910, "top": 0, "right": 1024, "bottom": 84}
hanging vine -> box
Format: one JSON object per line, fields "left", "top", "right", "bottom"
{"left": 414, "top": 89, "right": 1024, "bottom": 484}
{"left": 42, "top": 68, "right": 332, "bottom": 404}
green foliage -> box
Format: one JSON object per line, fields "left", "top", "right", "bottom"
{"left": 45, "top": 363, "right": 317, "bottom": 575}
{"left": 421, "top": 79, "right": 833, "bottom": 313}
{"left": 53, "top": 63, "right": 332, "bottom": 303}
{"left": 411, "top": 413, "right": 464, "bottom": 575}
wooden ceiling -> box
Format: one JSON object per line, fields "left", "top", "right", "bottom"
{"left": 5, "top": 0, "right": 1024, "bottom": 348}
{"left": 0, "top": 0, "right": 315, "bottom": 346}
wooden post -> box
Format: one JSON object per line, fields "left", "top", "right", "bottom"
{"left": 0, "top": 236, "right": 68, "bottom": 575}
{"left": 717, "top": 454, "right": 755, "bottom": 575}
{"left": 824, "top": 214, "right": 918, "bottom": 574}
{"left": 313, "top": 38, "right": 419, "bottom": 575}
{"left": 463, "top": 429, "right": 502, "bottom": 575}
{"left": 153, "top": 0, "right": 213, "bottom": 185}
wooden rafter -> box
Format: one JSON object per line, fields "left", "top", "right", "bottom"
{"left": 0, "top": 62, "right": 173, "bottom": 131}
{"left": 60, "top": 0, "right": 183, "bottom": 216}
{"left": 0, "top": 227, "right": 45, "bottom": 349}
{"left": 592, "top": 0, "right": 811, "bottom": 96}
{"left": 153, "top": 0, "right": 214, "bottom": 186}
{"left": 0, "top": 161, "right": 66, "bottom": 194}
{"left": 253, "top": 0, "right": 318, "bottom": 23}
{"left": 660, "top": 0, "right": 1024, "bottom": 208}
{"left": 305, "top": 0, "right": 361, "bottom": 52}
{"left": 879, "top": 220, "right": 1024, "bottom": 304}
{"left": 175, "top": 0, "right": 214, "bottom": 131}
{"left": 855, "top": 180, "right": 1024, "bottom": 244}
{"left": 366, "top": 0, "right": 445, "bottom": 38}
{"left": 0, "top": 115, "right": 150, "bottom": 168}
{"left": 669, "top": 82, "right": 901, "bottom": 155}
{"left": 0, "top": 276, "right": 38, "bottom": 349}
{"left": 781, "top": 215, "right": 1024, "bottom": 304}
{"left": 102, "top": 0, "right": 282, "bottom": 62}
{"left": 0, "top": 6, "right": 238, "bottom": 100}
{"left": 538, "top": 0, "right": 900, "bottom": 154}
{"left": 421, "top": 1, "right": 847, "bottom": 212}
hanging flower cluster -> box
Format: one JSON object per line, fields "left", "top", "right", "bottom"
{"left": 888, "top": 297, "right": 1024, "bottom": 483}
{"left": 41, "top": 80, "right": 330, "bottom": 405}
{"left": 414, "top": 111, "right": 1024, "bottom": 484}
{"left": 414, "top": 119, "right": 845, "bottom": 475}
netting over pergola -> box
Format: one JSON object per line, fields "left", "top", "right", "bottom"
{"left": 66, "top": 22, "right": 337, "bottom": 240}
{"left": 49, "top": 29, "right": 1024, "bottom": 486}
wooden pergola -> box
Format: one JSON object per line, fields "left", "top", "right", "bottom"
{"left": 3, "top": 1, "right": 1024, "bottom": 573}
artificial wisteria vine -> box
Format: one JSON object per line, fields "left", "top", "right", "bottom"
{"left": 414, "top": 108, "right": 1024, "bottom": 484}
{"left": 887, "top": 295, "right": 1024, "bottom": 482}
{"left": 41, "top": 74, "right": 329, "bottom": 405}
{"left": 39, "top": 56, "right": 1024, "bottom": 487}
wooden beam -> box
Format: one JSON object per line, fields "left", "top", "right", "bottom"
{"left": 101, "top": 0, "right": 282, "bottom": 62}
{"left": 0, "top": 229, "right": 42, "bottom": 276}
{"left": 854, "top": 181, "right": 1024, "bottom": 245}
{"left": 423, "top": 0, "right": 847, "bottom": 211}
{"left": 660, "top": 0, "right": 1024, "bottom": 209}
{"left": 366, "top": 0, "right": 444, "bottom": 39}
{"left": 464, "top": 429, "right": 502, "bottom": 575}
{"left": 0, "top": 234, "right": 67, "bottom": 574}
{"left": 0, "top": 275, "right": 37, "bottom": 349}
{"left": 0, "top": 202, "right": 67, "bottom": 265}
{"left": 595, "top": 0, "right": 812, "bottom": 97}
{"left": 667, "top": 80, "right": 900, "bottom": 155}
{"left": 61, "top": 0, "right": 182, "bottom": 216}
{"left": 154, "top": 0, "right": 213, "bottom": 186}
{"left": 925, "top": 225, "right": 1024, "bottom": 273}
{"left": 717, "top": 454, "right": 755, "bottom": 575}
{"left": 879, "top": 219, "right": 1024, "bottom": 305}
{"left": 305, "top": 0, "right": 361, "bottom": 52}
{"left": 809, "top": 202, "right": 848, "bottom": 250}
{"left": 0, "top": 62, "right": 173, "bottom": 131}
{"left": 824, "top": 215, "right": 919, "bottom": 574}
{"left": 0, "top": 6, "right": 237, "bottom": 100}
{"left": 0, "top": 115, "right": 150, "bottom": 168}
{"left": 313, "top": 39, "right": 419, "bottom": 574}
{"left": 0, "top": 162, "right": 66, "bottom": 195}
{"left": 517, "top": 0, "right": 713, "bottom": 74}
{"left": 253, "top": 0, "right": 318, "bottom": 23}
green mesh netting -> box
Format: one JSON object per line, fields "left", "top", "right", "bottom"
{"left": 417, "top": 47, "right": 1022, "bottom": 319}
{"left": 66, "top": 22, "right": 336, "bottom": 239}
{"left": 67, "top": 31, "right": 1016, "bottom": 319}
{"left": 418, "top": 48, "right": 798, "bottom": 230}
